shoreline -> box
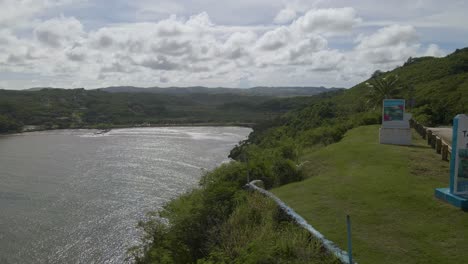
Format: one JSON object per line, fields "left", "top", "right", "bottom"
{"left": 0, "top": 122, "right": 256, "bottom": 136}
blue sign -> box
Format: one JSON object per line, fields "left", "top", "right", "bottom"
{"left": 383, "top": 99, "right": 405, "bottom": 122}
{"left": 435, "top": 114, "right": 468, "bottom": 209}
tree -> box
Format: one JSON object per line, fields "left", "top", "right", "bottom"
{"left": 0, "top": 114, "right": 21, "bottom": 133}
{"left": 371, "top": 70, "right": 384, "bottom": 79}
{"left": 365, "top": 74, "right": 401, "bottom": 109}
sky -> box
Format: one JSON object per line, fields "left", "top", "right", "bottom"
{"left": 0, "top": 0, "right": 467, "bottom": 90}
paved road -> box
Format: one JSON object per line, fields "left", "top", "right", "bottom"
{"left": 428, "top": 127, "right": 453, "bottom": 145}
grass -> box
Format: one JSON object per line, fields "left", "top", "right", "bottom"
{"left": 200, "top": 192, "right": 340, "bottom": 264}
{"left": 272, "top": 125, "right": 468, "bottom": 264}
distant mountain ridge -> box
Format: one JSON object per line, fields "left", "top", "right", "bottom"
{"left": 96, "top": 86, "right": 343, "bottom": 97}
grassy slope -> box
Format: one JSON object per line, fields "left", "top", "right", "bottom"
{"left": 272, "top": 125, "right": 468, "bottom": 264}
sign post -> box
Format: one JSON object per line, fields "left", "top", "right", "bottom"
{"left": 435, "top": 114, "right": 468, "bottom": 210}
{"left": 379, "top": 99, "right": 412, "bottom": 145}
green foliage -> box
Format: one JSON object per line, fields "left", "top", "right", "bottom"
{"left": 0, "top": 114, "right": 22, "bottom": 132}
{"left": 365, "top": 74, "right": 402, "bottom": 108}
{"left": 386, "top": 48, "right": 468, "bottom": 125}
{"left": 200, "top": 192, "right": 338, "bottom": 264}
{"left": 0, "top": 89, "right": 315, "bottom": 133}
{"left": 133, "top": 155, "right": 310, "bottom": 263}
{"left": 133, "top": 163, "right": 247, "bottom": 263}
{"left": 135, "top": 186, "right": 337, "bottom": 264}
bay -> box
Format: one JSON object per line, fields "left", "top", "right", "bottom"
{"left": 0, "top": 127, "right": 250, "bottom": 264}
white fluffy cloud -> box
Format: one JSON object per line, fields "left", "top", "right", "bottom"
{"left": 424, "top": 44, "right": 445, "bottom": 57}
{"left": 289, "top": 36, "right": 328, "bottom": 61}
{"left": 35, "top": 16, "right": 85, "bottom": 48}
{"left": 0, "top": 0, "right": 83, "bottom": 28}
{"left": 274, "top": 8, "right": 297, "bottom": 24}
{"left": 293, "top": 8, "right": 362, "bottom": 35}
{"left": 356, "top": 25, "right": 418, "bottom": 50}
{"left": 256, "top": 27, "right": 292, "bottom": 51}
{"left": 355, "top": 25, "right": 420, "bottom": 64}
{"left": 0, "top": 1, "right": 458, "bottom": 89}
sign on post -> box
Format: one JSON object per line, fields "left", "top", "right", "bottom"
{"left": 450, "top": 114, "right": 468, "bottom": 195}
{"left": 435, "top": 114, "right": 468, "bottom": 209}
{"left": 383, "top": 99, "right": 405, "bottom": 122}
{"left": 379, "top": 99, "right": 411, "bottom": 145}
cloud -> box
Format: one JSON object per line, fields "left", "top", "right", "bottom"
{"left": 222, "top": 31, "right": 257, "bottom": 58}
{"left": 1, "top": 1, "right": 465, "bottom": 90}
{"left": 156, "top": 15, "right": 187, "bottom": 36}
{"left": 289, "top": 36, "right": 328, "bottom": 61}
{"left": 160, "top": 76, "right": 169, "bottom": 83}
{"left": 151, "top": 39, "right": 193, "bottom": 57}
{"left": 354, "top": 25, "right": 420, "bottom": 64}
{"left": 424, "top": 44, "right": 446, "bottom": 57}
{"left": 34, "top": 16, "right": 85, "bottom": 48}
{"left": 292, "top": 7, "right": 362, "bottom": 34}
{"left": 274, "top": 8, "right": 297, "bottom": 24}
{"left": 0, "top": 0, "right": 84, "bottom": 28}
{"left": 89, "top": 28, "right": 118, "bottom": 49}
{"left": 256, "top": 27, "right": 291, "bottom": 51}
{"left": 139, "top": 55, "right": 180, "bottom": 71}
{"left": 0, "top": 0, "right": 51, "bottom": 27}
{"left": 65, "top": 46, "right": 87, "bottom": 61}
{"left": 356, "top": 25, "right": 418, "bottom": 49}
{"left": 186, "top": 12, "right": 214, "bottom": 28}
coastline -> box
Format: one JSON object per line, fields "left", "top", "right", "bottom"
{"left": 0, "top": 122, "right": 256, "bottom": 136}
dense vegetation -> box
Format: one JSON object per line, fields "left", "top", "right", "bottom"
{"left": 347, "top": 47, "right": 468, "bottom": 126}
{"left": 134, "top": 47, "right": 468, "bottom": 263}
{"left": 131, "top": 164, "right": 339, "bottom": 264}
{"left": 99, "top": 85, "right": 341, "bottom": 97}
{"left": 0, "top": 88, "right": 321, "bottom": 133}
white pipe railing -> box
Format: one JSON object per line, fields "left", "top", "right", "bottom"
{"left": 245, "top": 180, "right": 357, "bottom": 264}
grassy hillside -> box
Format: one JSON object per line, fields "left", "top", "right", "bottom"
{"left": 273, "top": 126, "right": 467, "bottom": 263}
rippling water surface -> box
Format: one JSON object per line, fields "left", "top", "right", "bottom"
{"left": 0, "top": 127, "right": 250, "bottom": 263}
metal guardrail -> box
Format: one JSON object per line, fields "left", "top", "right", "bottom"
{"left": 245, "top": 180, "right": 357, "bottom": 264}
{"left": 410, "top": 119, "right": 451, "bottom": 161}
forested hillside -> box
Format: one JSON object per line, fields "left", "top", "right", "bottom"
{"left": 98, "top": 86, "right": 342, "bottom": 97}
{"left": 345, "top": 47, "right": 468, "bottom": 126}
{"left": 0, "top": 88, "right": 323, "bottom": 133}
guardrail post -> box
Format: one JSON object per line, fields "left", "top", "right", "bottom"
{"left": 427, "top": 130, "right": 432, "bottom": 145}
{"left": 442, "top": 144, "right": 449, "bottom": 161}
{"left": 436, "top": 137, "right": 442, "bottom": 154}
{"left": 431, "top": 135, "right": 437, "bottom": 149}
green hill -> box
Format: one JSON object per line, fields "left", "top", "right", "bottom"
{"left": 234, "top": 47, "right": 468, "bottom": 156}
{"left": 343, "top": 47, "right": 468, "bottom": 126}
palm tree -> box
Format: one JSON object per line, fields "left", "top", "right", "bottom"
{"left": 365, "top": 74, "right": 401, "bottom": 109}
